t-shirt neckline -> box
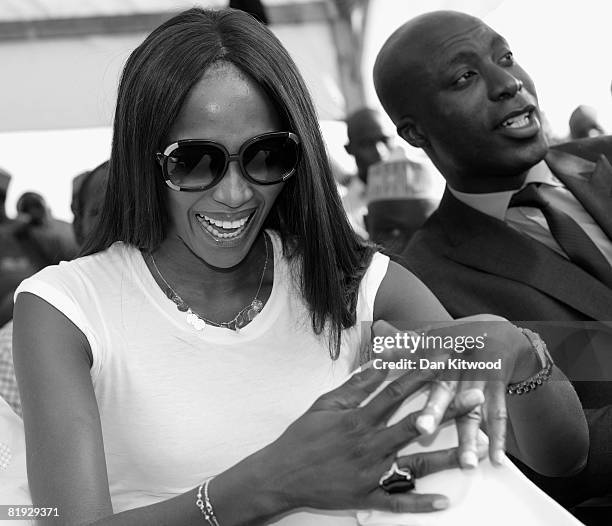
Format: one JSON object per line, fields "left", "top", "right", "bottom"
{"left": 129, "top": 230, "right": 284, "bottom": 343}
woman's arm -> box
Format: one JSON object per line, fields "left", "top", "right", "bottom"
{"left": 14, "top": 292, "right": 476, "bottom": 526}
{"left": 13, "top": 292, "right": 213, "bottom": 525}
{"left": 372, "top": 261, "right": 589, "bottom": 477}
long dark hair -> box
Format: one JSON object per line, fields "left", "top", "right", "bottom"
{"left": 84, "top": 8, "right": 375, "bottom": 358}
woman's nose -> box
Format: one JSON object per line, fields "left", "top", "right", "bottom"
{"left": 211, "top": 161, "right": 253, "bottom": 207}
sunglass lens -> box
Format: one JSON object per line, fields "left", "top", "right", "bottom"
{"left": 166, "top": 144, "right": 225, "bottom": 189}
{"left": 243, "top": 136, "right": 299, "bottom": 183}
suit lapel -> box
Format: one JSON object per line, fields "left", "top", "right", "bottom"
{"left": 546, "top": 148, "right": 612, "bottom": 240}
{"left": 437, "top": 190, "right": 612, "bottom": 320}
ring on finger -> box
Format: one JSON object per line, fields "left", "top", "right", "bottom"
{"left": 378, "top": 461, "right": 416, "bottom": 494}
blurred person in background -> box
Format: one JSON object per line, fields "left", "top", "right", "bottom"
{"left": 14, "top": 191, "right": 78, "bottom": 266}
{"left": 0, "top": 161, "right": 109, "bottom": 417}
{"left": 365, "top": 157, "right": 441, "bottom": 256}
{"left": 0, "top": 172, "right": 42, "bottom": 327}
{"left": 343, "top": 107, "right": 393, "bottom": 237}
{"left": 71, "top": 161, "right": 109, "bottom": 247}
{"left": 569, "top": 105, "right": 605, "bottom": 140}
{"left": 0, "top": 169, "right": 11, "bottom": 225}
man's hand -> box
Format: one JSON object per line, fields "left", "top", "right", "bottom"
{"left": 371, "top": 317, "right": 536, "bottom": 469}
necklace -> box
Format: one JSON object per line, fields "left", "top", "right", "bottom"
{"left": 149, "top": 234, "right": 269, "bottom": 332}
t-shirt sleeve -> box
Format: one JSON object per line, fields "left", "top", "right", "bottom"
{"left": 357, "top": 251, "right": 390, "bottom": 322}
{"left": 14, "top": 263, "right": 104, "bottom": 380}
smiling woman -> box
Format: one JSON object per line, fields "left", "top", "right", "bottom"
{"left": 157, "top": 63, "right": 291, "bottom": 269}
{"left": 9, "top": 7, "right": 588, "bottom": 526}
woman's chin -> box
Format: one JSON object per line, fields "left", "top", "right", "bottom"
{"left": 191, "top": 232, "right": 261, "bottom": 270}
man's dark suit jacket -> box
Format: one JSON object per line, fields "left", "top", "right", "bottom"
{"left": 399, "top": 136, "right": 612, "bottom": 506}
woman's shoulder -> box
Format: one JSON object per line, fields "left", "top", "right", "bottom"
{"left": 72, "top": 241, "right": 137, "bottom": 270}
{"left": 16, "top": 242, "right": 138, "bottom": 296}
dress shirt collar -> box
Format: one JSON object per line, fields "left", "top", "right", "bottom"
{"left": 447, "top": 161, "right": 562, "bottom": 220}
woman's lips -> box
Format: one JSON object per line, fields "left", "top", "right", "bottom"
{"left": 196, "top": 211, "right": 255, "bottom": 240}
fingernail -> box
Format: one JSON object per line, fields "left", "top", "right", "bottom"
{"left": 492, "top": 450, "right": 506, "bottom": 466}
{"left": 460, "top": 451, "right": 478, "bottom": 469}
{"left": 461, "top": 388, "right": 484, "bottom": 406}
{"left": 416, "top": 414, "right": 436, "bottom": 435}
{"left": 432, "top": 498, "right": 449, "bottom": 510}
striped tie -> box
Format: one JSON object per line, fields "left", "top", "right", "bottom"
{"left": 509, "top": 183, "right": 612, "bottom": 288}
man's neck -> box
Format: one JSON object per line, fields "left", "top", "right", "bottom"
{"left": 448, "top": 171, "right": 529, "bottom": 194}
{"left": 448, "top": 160, "right": 557, "bottom": 220}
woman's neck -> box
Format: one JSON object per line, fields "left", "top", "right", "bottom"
{"left": 145, "top": 231, "right": 274, "bottom": 327}
{"left": 152, "top": 232, "right": 269, "bottom": 298}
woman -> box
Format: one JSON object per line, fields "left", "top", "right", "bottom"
{"left": 12, "top": 8, "right": 587, "bottom": 526}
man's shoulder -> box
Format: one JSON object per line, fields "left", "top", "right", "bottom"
{"left": 398, "top": 213, "right": 449, "bottom": 268}
{"left": 552, "top": 135, "right": 612, "bottom": 163}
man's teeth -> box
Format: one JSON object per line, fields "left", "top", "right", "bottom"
{"left": 502, "top": 112, "right": 530, "bottom": 128}
{"left": 195, "top": 213, "right": 251, "bottom": 239}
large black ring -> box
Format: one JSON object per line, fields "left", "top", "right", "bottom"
{"left": 378, "top": 461, "right": 416, "bottom": 494}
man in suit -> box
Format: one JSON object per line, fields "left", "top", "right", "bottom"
{"left": 373, "top": 9, "right": 612, "bottom": 519}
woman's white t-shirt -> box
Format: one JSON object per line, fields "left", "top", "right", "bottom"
{"left": 15, "top": 231, "right": 388, "bottom": 515}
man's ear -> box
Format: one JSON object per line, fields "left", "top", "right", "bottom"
{"left": 397, "top": 118, "right": 428, "bottom": 148}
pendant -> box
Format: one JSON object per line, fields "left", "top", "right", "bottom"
{"left": 182, "top": 299, "right": 265, "bottom": 333}
{"left": 186, "top": 310, "right": 206, "bottom": 331}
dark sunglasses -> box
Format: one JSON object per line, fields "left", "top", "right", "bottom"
{"left": 155, "top": 131, "right": 301, "bottom": 192}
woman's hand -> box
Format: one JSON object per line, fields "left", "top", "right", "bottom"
{"left": 371, "top": 317, "right": 539, "bottom": 470}
{"left": 213, "top": 366, "right": 487, "bottom": 523}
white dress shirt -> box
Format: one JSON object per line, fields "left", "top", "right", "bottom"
{"left": 448, "top": 161, "right": 612, "bottom": 266}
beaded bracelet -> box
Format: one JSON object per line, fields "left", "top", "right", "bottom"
{"left": 506, "top": 328, "right": 554, "bottom": 395}
{"left": 196, "top": 477, "right": 221, "bottom": 526}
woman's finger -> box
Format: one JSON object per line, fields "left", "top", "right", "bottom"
{"left": 455, "top": 404, "right": 483, "bottom": 469}
{"left": 415, "top": 379, "right": 457, "bottom": 434}
{"left": 374, "top": 388, "right": 485, "bottom": 453}
{"left": 484, "top": 381, "right": 508, "bottom": 465}
{"left": 310, "top": 366, "right": 388, "bottom": 410}
{"left": 455, "top": 381, "right": 485, "bottom": 469}
{"left": 445, "top": 386, "right": 485, "bottom": 419}
{"left": 396, "top": 443, "right": 488, "bottom": 478}
{"left": 363, "top": 442, "right": 489, "bottom": 513}
{"left": 359, "top": 368, "right": 435, "bottom": 424}
{"left": 365, "top": 490, "right": 450, "bottom": 514}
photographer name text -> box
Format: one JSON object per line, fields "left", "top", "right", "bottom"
{"left": 372, "top": 357, "right": 502, "bottom": 370}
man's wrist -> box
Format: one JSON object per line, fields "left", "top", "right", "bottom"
{"left": 509, "top": 340, "right": 541, "bottom": 384}
{"left": 508, "top": 328, "right": 554, "bottom": 390}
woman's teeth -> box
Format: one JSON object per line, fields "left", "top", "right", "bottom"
{"left": 196, "top": 213, "right": 252, "bottom": 239}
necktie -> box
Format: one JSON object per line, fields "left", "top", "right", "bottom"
{"left": 509, "top": 183, "right": 612, "bottom": 288}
